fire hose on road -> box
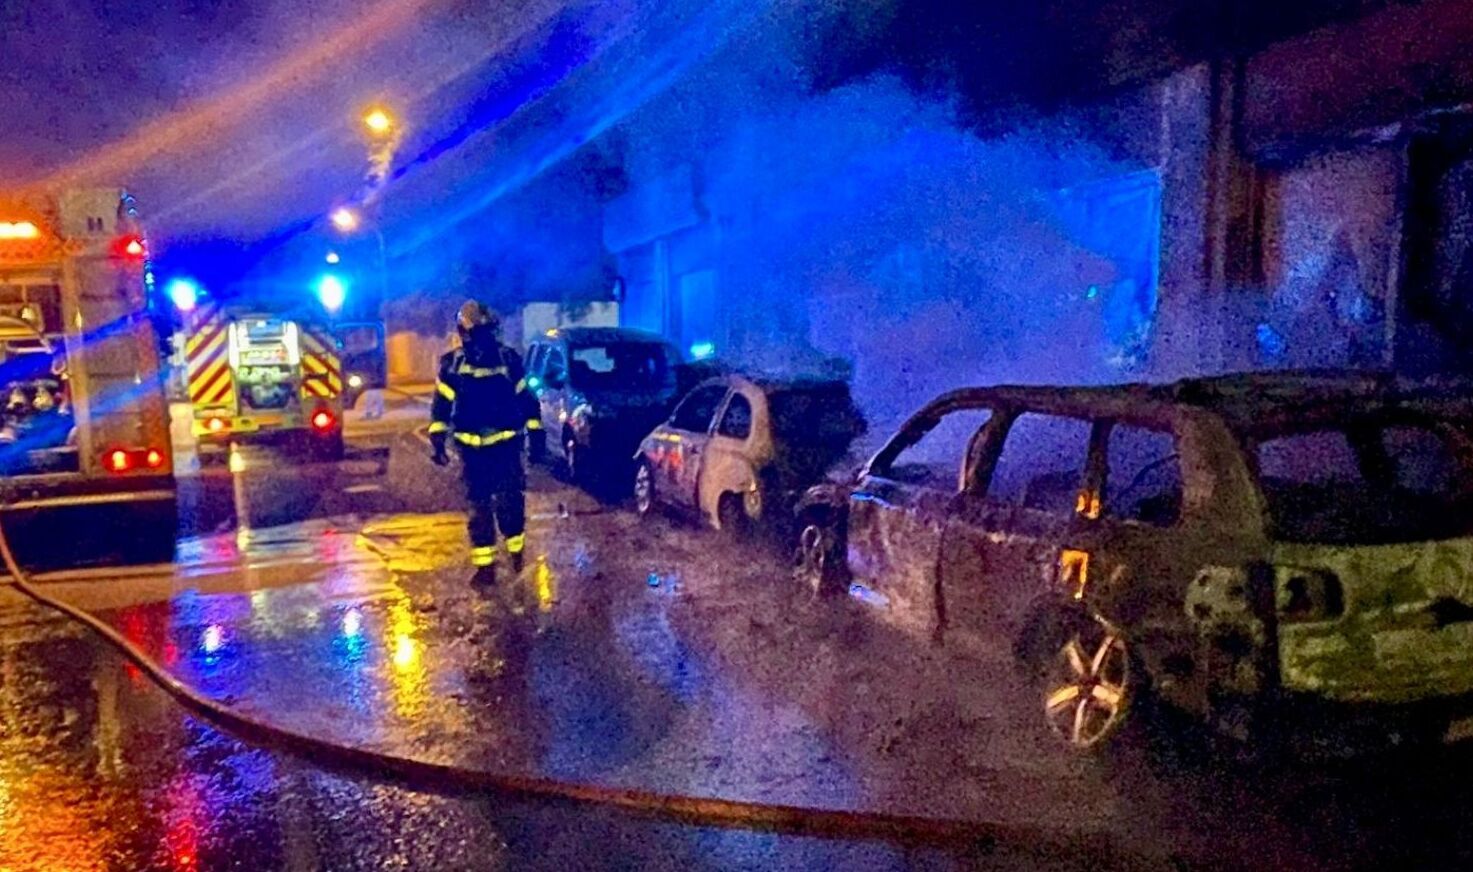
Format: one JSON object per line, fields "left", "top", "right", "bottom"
{"left": 0, "top": 515, "right": 1131, "bottom": 859}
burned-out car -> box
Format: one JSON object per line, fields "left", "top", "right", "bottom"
{"left": 634, "top": 374, "right": 864, "bottom": 535}
{"left": 796, "top": 373, "right": 1473, "bottom": 753}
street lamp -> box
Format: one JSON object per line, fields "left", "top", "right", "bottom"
{"left": 363, "top": 107, "right": 394, "bottom": 135}
{"left": 330, "top": 207, "right": 360, "bottom": 232}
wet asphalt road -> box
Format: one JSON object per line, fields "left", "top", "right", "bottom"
{"left": 5, "top": 394, "right": 1473, "bottom": 870}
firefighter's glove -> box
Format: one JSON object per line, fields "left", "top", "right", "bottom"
{"left": 430, "top": 432, "right": 451, "bottom": 467}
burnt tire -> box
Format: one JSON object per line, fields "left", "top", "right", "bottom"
{"left": 717, "top": 492, "right": 753, "bottom": 539}
{"left": 794, "top": 518, "right": 845, "bottom": 597}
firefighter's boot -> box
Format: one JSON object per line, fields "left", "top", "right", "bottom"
{"left": 472, "top": 563, "right": 497, "bottom": 587}
{"left": 507, "top": 534, "right": 526, "bottom": 575}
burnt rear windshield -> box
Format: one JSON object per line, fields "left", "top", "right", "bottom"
{"left": 769, "top": 385, "right": 863, "bottom": 443}
{"left": 1249, "top": 417, "right": 1473, "bottom": 544}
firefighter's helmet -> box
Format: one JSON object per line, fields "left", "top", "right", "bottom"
{"left": 456, "top": 301, "right": 499, "bottom": 334}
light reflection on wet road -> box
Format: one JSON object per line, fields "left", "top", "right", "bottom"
{"left": 5, "top": 421, "right": 1473, "bottom": 868}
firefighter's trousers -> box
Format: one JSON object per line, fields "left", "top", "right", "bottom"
{"left": 458, "top": 440, "right": 527, "bottom": 567}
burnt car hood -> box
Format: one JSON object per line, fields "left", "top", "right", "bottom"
{"left": 1274, "top": 537, "right": 1473, "bottom": 704}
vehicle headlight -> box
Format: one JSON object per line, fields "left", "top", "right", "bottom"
{"left": 347, "top": 373, "right": 364, "bottom": 389}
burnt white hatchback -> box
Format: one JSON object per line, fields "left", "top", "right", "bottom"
{"left": 796, "top": 372, "right": 1473, "bottom": 753}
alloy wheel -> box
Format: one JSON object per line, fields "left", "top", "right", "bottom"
{"left": 1043, "top": 623, "right": 1131, "bottom": 749}
{"left": 634, "top": 463, "right": 654, "bottom": 515}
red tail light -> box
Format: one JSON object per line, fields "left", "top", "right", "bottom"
{"left": 311, "top": 410, "right": 335, "bottom": 431}
{"left": 107, "top": 449, "right": 132, "bottom": 472}
{"left": 145, "top": 448, "right": 164, "bottom": 468}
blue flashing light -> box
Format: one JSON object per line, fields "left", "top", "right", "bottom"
{"left": 166, "top": 278, "right": 200, "bottom": 313}
{"left": 689, "top": 341, "right": 715, "bottom": 360}
{"left": 315, "top": 274, "right": 347, "bottom": 314}
{"left": 201, "top": 623, "right": 225, "bottom": 654}
{"left": 527, "top": 375, "right": 541, "bottom": 390}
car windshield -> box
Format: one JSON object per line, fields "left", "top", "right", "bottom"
{"left": 1249, "top": 415, "right": 1473, "bottom": 544}
{"left": 567, "top": 342, "right": 674, "bottom": 392}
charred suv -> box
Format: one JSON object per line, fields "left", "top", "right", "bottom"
{"left": 796, "top": 372, "right": 1473, "bottom": 753}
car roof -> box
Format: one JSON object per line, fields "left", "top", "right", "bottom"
{"left": 540, "top": 327, "right": 674, "bottom": 346}
{"left": 921, "top": 370, "right": 1473, "bottom": 434}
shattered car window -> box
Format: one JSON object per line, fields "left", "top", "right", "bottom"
{"left": 1254, "top": 419, "right": 1473, "bottom": 544}
{"left": 988, "top": 413, "right": 1093, "bottom": 514}
{"left": 875, "top": 407, "right": 992, "bottom": 490}
{"left": 1104, "top": 424, "right": 1182, "bottom": 526}
{"left": 769, "top": 384, "right": 862, "bottom": 444}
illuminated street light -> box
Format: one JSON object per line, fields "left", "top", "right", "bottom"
{"left": 330, "top": 207, "right": 360, "bottom": 232}
{"left": 325, "top": 251, "right": 341, "bottom": 264}
{"left": 166, "top": 277, "right": 201, "bottom": 312}
{"left": 363, "top": 107, "right": 394, "bottom": 135}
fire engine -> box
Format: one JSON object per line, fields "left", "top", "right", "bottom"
{"left": 0, "top": 189, "right": 177, "bottom": 565}
{"left": 182, "top": 302, "right": 346, "bottom": 460}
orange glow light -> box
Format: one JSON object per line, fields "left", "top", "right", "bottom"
{"left": 0, "top": 221, "right": 39, "bottom": 239}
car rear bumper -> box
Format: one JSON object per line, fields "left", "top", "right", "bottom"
{"left": 0, "top": 473, "right": 176, "bottom": 513}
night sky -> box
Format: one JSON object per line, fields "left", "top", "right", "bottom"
{"left": 0, "top": 0, "right": 630, "bottom": 288}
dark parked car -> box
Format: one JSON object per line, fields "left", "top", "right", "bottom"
{"left": 796, "top": 372, "right": 1473, "bottom": 754}
{"left": 633, "top": 373, "right": 864, "bottom": 535}
{"left": 524, "top": 327, "right": 684, "bottom": 483}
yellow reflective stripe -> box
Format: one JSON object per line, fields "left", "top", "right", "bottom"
{"left": 453, "top": 429, "right": 518, "bottom": 447}
{"left": 436, "top": 380, "right": 456, "bottom": 400}
{"left": 456, "top": 364, "right": 507, "bottom": 378}
{"left": 427, "top": 421, "right": 449, "bottom": 434}
{"left": 525, "top": 419, "right": 542, "bottom": 431}
{"left": 470, "top": 546, "right": 497, "bottom": 567}
{"left": 505, "top": 535, "right": 525, "bottom": 554}
{"left": 516, "top": 378, "right": 528, "bottom": 393}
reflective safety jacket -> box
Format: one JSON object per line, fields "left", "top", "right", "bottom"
{"left": 429, "top": 341, "right": 540, "bottom": 448}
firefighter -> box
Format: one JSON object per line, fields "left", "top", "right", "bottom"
{"left": 428, "top": 302, "right": 541, "bottom": 584}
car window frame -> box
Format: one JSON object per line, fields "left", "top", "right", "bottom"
{"left": 544, "top": 344, "right": 568, "bottom": 387}
{"left": 715, "top": 390, "right": 754, "bottom": 441}
{"left": 867, "top": 400, "right": 997, "bottom": 494}
{"left": 972, "top": 408, "right": 1102, "bottom": 516}
{"left": 1100, "top": 418, "right": 1186, "bottom": 529}
{"left": 669, "top": 383, "right": 729, "bottom": 435}
{"left": 525, "top": 344, "right": 548, "bottom": 379}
